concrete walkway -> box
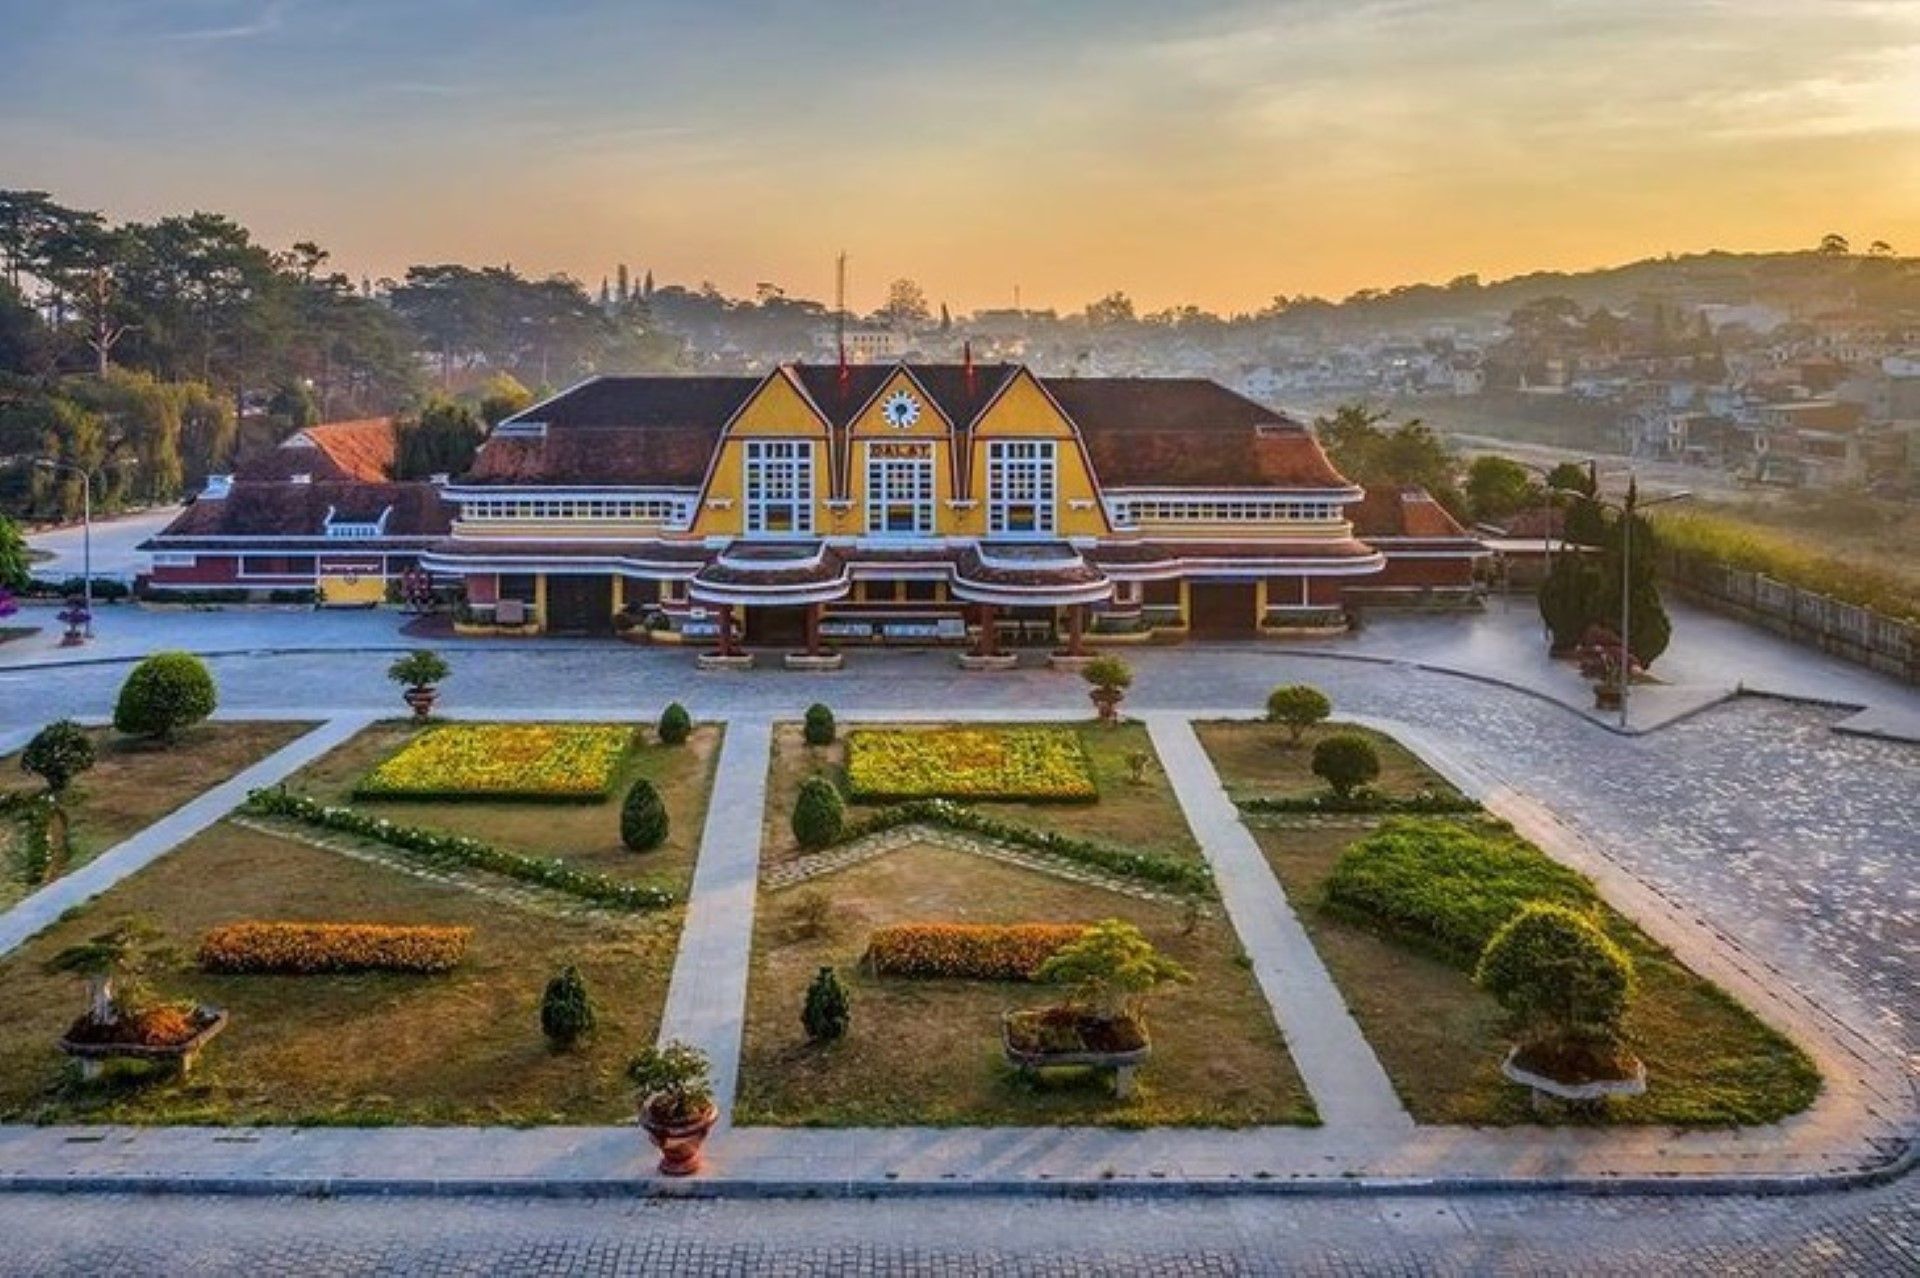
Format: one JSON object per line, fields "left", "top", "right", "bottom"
{"left": 1145, "top": 713, "right": 1411, "bottom": 1133}
{"left": 0, "top": 718, "right": 374, "bottom": 955}
{"left": 656, "top": 717, "right": 771, "bottom": 1124}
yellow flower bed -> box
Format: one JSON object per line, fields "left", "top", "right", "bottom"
{"left": 844, "top": 727, "right": 1097, "bottom": 802}
{"left": 356, "top": 723, "right": 636, "bottom": 802}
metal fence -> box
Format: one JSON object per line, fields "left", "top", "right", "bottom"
{"left": 1658, "top": 549, "right": 1919, "bottom": 684}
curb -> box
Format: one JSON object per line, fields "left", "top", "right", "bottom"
{"left": 0, "top": 1136, "right": 1910, "bottom": 1201}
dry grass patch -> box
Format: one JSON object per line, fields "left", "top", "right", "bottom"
{"left": 764, "top": 721, "right": 1199, "bottom": 864}
{"left": 283, "top": 721, "right": 721, "bottom": 897}
{"left": 1195, "top": 720, "right": 1452, "bottom": 802}
{"left": 736, "top": 843, "right": 1313, "bottom": 1128}
{"left": 0, "top": 821, "right": 680, "bottom": 1125}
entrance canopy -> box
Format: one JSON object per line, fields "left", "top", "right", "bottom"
{"left": 949, "top": 541, "right": 1113, "bottom": 608}
{"left": 688, "top": 541, "right": 852, "bottom": 608}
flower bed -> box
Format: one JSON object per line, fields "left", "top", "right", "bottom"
{"left": 844, "top": 728, "right": 1097, "bottom": 802}
{"left": 864, "top": 923, "right": 1088, "bottom": 980}
{"left": 1239, "top": 789, "right": 1481, "bottom": 816}
{"left": 244, "top": 789, "right": 674, "bottom": 911}
{"left": 840, "top": 799, "right": 1214, "bottom": 895}
{"left": 198, "top": 921, "right": 472, "bottom": 974}
{"left": 355, "top": 724, "right": 636, "bottom": 802}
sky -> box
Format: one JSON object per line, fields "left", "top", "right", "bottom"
{"left": 2, "top": 0, "right": 1918, "bottom": 314}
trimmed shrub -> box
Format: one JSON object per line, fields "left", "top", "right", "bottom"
{"left": 658, "top": 702, "right": 693, "bottom": 746}
{"left": 1081, "top": 655, "right": 1133, "bottom": 692}
{"left": 1324, "top": 818, "right": 1596, "bottom": 964}
{"left": 21, "top": 720, "right": 95, "bottom": 794}
{"left": 113, "top": 651, "right": 217, "bottom": 743}
{"left": 245, "top": 788, "right": 675, "bottom": 911}
{"left": 197, "top": 922, "right": 471, "bottom": 974}
{"left": 387, "top": 649, "right": 449, "bottom": 690}
{"left": 620, "top": 778, "right": 670, "bottom": 852}
{"left": 864, "top": 923, "right": 1088, "bottom": 980}
{"left": 540, "top": 964, "right": 597, "bottom": 1049}
{"left": 1476, "top": 903, "right": 1635, "bottom": 1047}
{"left": 1311, "top": 732, "right": 1380, "bottom": 798}
{"left": 803, "top": 703, "right": 836, "bottom": 746}
{"left": 791, "top": 775, "right": 845, "bottom": 848}
{"left": 801, "top": 965, "right": 850, "bottom": 1042}
{"left": 1265, "top": 684, "right": 1331, "bottom": 745}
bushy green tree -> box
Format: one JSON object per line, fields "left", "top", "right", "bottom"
{"left": 0, "top": 513, "right": 30, "bottom": 591}
{"left": 113, "top": 651, "right": 216, "bottom": 744}
{"left": 540, "top": 964, "right": 596, "bottom": 1049}
{"left": 1539, "top": 556, "right": 1602, "bottom": 654}
{"left": 21, "top": 720, "right": 94, "bottom": 794}
{"left": 1265, "top": 684, "right": 1331, "bottom": 745}
{"left": 394, "top": 398, "right": 484, "bottom": 479}
{"left": 1034, "top": 918, "right": 1190, "bottom": 1022}
{"left": 1311, "top": 733, "right": 1380, "bottom": 798}
{"left": 620, "top": 778, "right": 670, "bottom": 852}
{"left": 1465, "top": 455, "right": 1537, "bottom": 523}
{"left": 803, "top": 703, "right": 836, "bottom": 747}
{"left": 1475, "top": 903, "right": 1634, "bottom": 1050}
{"left": 791, "top": 776, "right": 845, "bottom": 848}
{"left": 657, "top": 702, "right": 692, "bottom": 746}
{"left": 801, "top": 965, "right": 850, "bottom": 1042}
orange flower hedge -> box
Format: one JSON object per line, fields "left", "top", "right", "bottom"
{"left": 864, "top": 923, "right": 1089, "bottom": 981}
{"left": 198, "top": 922, "right": 472, "bottom": 975}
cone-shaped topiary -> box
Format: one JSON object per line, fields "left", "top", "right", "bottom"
{"left": 1311, "top": 732, "right": 1380, "bottom": 798}
{"left": 801, "top": 965, "right": 850, "bottom": 1042}
{"left": 658, "top": 702, "right": 692, "bottom": 746}
{"left": 791, "top": 775, "right": 845, "bottom": 848}
{"left": 540, "top": 964, "right": 596, "bottom": 1049}
{"left": 113, "top": 651, "right": 217, "bottom": 744}
{"left": 621, "top": 777, "right": 670, "bottom": 852}
{"left": 803, "top": 702, "right": 836, "bottom": 746}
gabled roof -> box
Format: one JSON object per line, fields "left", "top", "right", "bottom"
{"left": 145, "top": 481, "right": 450, "bottom": 541}
{"left": 245, "top": 418, "right": 398, "bottom": 483}
{"left": 1348, "top": 487, "right": 1478, "bottom": 544}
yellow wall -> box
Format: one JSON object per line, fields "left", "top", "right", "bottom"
{"left": 692, "top": 370, "right": 831, "bottom": 538}
{"left": 317, "top": 574, "right": 385, "bottom": 607}
{"left": 967, "top": 369, "right": 1111, "bottom": 538}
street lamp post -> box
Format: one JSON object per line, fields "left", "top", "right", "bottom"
{"left": 34, "top": 459, "right": 97, "bottom": 640}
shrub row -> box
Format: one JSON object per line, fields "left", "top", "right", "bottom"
{"left": 198, "top": 921, "right": 472, "bottom": 974}
{"left": 244, "top": 788, "right": 675, "bottom": 911}
{"left": 864, "top": 923, "right": 1089, "bottom": 980}
{"left": 1239, "top": 788, "right": 1481, "bottom": 816}
{"left": 1322, "top": 817, "right": 1595, "bottom": 965}
{"left": 840, "top": 798, "right": 1214, "bottom": 896}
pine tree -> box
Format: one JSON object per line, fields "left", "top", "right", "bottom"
{"left": 802, "top": 966, "right": 850, "bottom": 1042}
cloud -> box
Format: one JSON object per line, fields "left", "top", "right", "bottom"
{"left": 156, "top": 2, "right": 290, "bottom": 42}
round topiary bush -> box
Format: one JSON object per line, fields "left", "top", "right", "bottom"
{"left": 1475, "top": 902, "right": 1635, "bottom": 1053}
{"left": 658, "top": 702, "right": 692, "bottom": 746}
{"left": 113, "top": 651, "right": 217, "bottom": 744}
{"left": 21, "top": 720, "right": 95, "bottom": 794}
{"left": 801, "top": 965, "right": 850, "bottom": 1042}
{"left": 791, "top": 775, "right": 845, "bottom": 849}
{"left": 1265, "top": 684, "right": 1331, "bottom": 745}
{"left": 620, "top": 777, "right": 670, "bottom": 852}
{"left": 803, "top": 702, "right": 836, "bottom": 747}
{"left": 540, "top": 964, "right": 596, "bottom": 1049}
{"left": 1311, "top": 732, "right": 1380, "bottom": 798}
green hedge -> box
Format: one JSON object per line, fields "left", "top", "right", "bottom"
{"left": 1240, "top": 788, "right": 1480, "bottom": 816}
{"left": 839, "top": 798, "right": 1214, "bottom": 896}
{"left": 1323, "top": 817, "right": 1594, "bottom": 965}
{"left": 245, "top": 788, "right": 673, "bottom": 911}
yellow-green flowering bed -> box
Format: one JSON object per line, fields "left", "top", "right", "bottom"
{"left": 355, "top": 723, "right": 636, "bottom": 801}
{"left": 844, "top": 727, "right": 1097, "bottom": 802}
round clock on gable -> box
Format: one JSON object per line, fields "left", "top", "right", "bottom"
{"left": 880, "top": 389, "right": 922, "bottom": 428}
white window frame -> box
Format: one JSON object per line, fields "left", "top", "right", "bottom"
{"left": 987, "top": 440, "right": 1056, "bottom": 536}
{"left": 864, "top": 446, "right": 935, "bottom": 536}
{"left": 744, "top": 440, "right": 814, "bottom": 536}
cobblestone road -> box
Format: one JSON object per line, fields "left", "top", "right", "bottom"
{"left": 2, "top": 1182, "right": 1915, "bottom": 1275}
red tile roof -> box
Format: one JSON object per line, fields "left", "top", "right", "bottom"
{"left": 1348, "top": 487, "right": 1475, "bottom": 541}
{"left": 147, "top": 481, "right": 449, "bottom": 541}
{"left": 245, "top": 418, "right": 398, "bottom": 483}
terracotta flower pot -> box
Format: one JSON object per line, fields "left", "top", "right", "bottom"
{"left": 641, "top": 1098, "right": 718, "bottom": 1176}
{"left": 1089, "top": 687, "right": 1124, "bottom": 723}
{"left": 402, "top": 686, "right": 438, "bottom": 719}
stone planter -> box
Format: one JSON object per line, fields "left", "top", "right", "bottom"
{"left": 1501, "top": 1045, "right": 1645, "bottom": 1115}
{"left": 956, "top": 652, "right": 1019, "bottom": 672}
{"left": 784, "top": 651, "right": 845, "bottom": 672}
{"left": 696, "top": 651, "right": 755, "bottom": 672}
{"left": 59, "top": 1005, "right": 229, "bottom": 1081}
{"left": 1592, "top": 683, "right": 1624, "bottom": 710}
{"left": 1088, "top": 687, "right": 1125, "bottom": 723}
{"left": 640, "top": 1098, "right": 719, "bottom": 1176}
{"left": 1002, "top": 1011, "right": 1151, "bottom": 1098}
{"left": 402, "top": 686, "right": 438, "bottom": 719}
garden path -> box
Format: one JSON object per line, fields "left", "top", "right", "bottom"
{"left": 0, "top": 718, "right": 375, "bottom": 956}
{"left": 1144, "top": 713, "right": 1413, "bottom": 1134}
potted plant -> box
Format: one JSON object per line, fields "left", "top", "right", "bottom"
{"left": 387, "top": 649, "right": 450, "bottom": 719}
{"left": 1003, "top": 919, "right": 1188, "bottom": 1098}
{"left": 1081, "top": 656, "right": 1133, "bottom": 724}
{"left": 46, "top": 918, "right": 226, "bottom": 1080}
{"left": 628, "top": 1039, "right": 717, "bottom": 1175}
{"left": 56, "top": 598, "right": 90, "bottom": 647}
{"left": 1475, "top": 903, "right": 1643, "bottom": 1113}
